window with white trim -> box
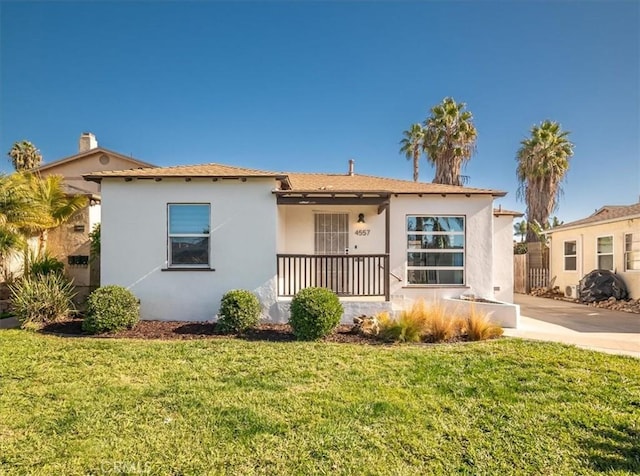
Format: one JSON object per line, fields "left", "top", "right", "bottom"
{"left": 596, "top": 235, "right": 613, "bottom": 271}
{"left": 168, "top": 204, "right": 210, "bottom": 267}
{"left": 563, "top": 240, "right": 577, "bottom": 271}
{"left": 406, "top": 215, "right": 464, "bottom": 285}
{"left": 625, "top": 233, "right": 640, "bottom": 271}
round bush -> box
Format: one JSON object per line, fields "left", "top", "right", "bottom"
{"left": 83, "top": 285, "right": 139, "bottom": 334}
{"left": 217, "top": 289, "right": 261, "bottom": 333}
{"left": 289, "top": 287, "right": 343, "bottom": 340}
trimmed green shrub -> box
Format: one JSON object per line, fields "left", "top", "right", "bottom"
{"left": 9, "top": 273, "right": 76, "bottom": 328}
{"left": 289, "top": 287, "right": 343, "bottom": 340}
{"left": 83, "top": 285, "right": 139, "bottom": 334}
{"left": 217, "top": 289, "right": 261, "bottom": 333}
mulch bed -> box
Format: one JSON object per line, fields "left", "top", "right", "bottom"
{"left": 40, "top": 319, "right": 383, "bottom": 344}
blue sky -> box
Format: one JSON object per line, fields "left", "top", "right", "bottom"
{"left": 1, "top": 1, "right": 638, "bottom": 223}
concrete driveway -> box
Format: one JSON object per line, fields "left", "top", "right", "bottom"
{"left": 505, "top": 294, "right": 640, "bottom": 357}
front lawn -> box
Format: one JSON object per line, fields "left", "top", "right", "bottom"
{"left": 0, "top": 332, "right": 638, "bottom": 475}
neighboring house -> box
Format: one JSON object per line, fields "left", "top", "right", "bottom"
{"left": 36, "top": 133, "right": 153, "bottom": 302}
{"left": 545, "top": 203, "right": 640, "bottom": 299}
{"left": 84, "top": 161, "right": 521, "bottom": 323}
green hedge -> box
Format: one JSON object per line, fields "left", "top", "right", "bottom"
{"left": 83, "top": 285, "right": 139, "bottom": 334}
{"left": 289, "top": 287, "right": 343, "bottom": 340}
{"left": 217, "top": 289, "right": 261, "bottom": 333}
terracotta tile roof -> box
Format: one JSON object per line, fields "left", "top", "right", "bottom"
{"left": 84, "top": 162, "right": 506, "bottom": 196}
{"left": 548, "top": 202, "right": 640, "bottom": 232}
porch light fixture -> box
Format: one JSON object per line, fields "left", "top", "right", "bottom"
{"left": 357, "top": 213, "right": 365, "bottom": 224}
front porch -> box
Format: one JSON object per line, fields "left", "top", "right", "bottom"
{"left": 277, "top": 253, "right": 390, "bottom": 299}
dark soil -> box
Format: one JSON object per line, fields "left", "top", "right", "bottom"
{"left": 40, "top": 319, "right": 383, "bottom": 344}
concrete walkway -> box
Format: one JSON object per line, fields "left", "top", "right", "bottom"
{"left": 505, "top": 294, "right": 640, "bottom": 358}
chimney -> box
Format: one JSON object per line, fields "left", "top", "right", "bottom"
{"left": 348, "top": 159, "right": 355, "bottom": 176}
{"left": 79, "top": 132, "right": 98, "bottom": 153}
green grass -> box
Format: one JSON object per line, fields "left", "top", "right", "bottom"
{"left": 1, "top": 332, "right": 639, "bottom": 475}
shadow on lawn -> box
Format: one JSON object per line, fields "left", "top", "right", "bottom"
{"left": 581, "top": 422, "right": 640, "bottom": 472}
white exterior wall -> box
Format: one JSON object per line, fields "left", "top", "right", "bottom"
{"left": 492, "top": 215, "right": 516, "bottom": 303}
{"left": 89, "top": 202, "right": 101, "bottom": 231}
{"left": 100, "top": 178, "right": 278, "bottom": 321}
{"left": 388, "top": 195, "right": 496, "bottom": 308}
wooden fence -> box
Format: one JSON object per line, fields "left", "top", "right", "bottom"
{"left": 514, "top": 254, "right": 527, "bottom": 294}
{"left": 514, "top": 253, "right": 549, "bottom": 293}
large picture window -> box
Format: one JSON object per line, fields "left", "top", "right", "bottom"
{"left": 168, "top": 204, "right": 210, "bottom": 267}
{"left": 564, "top": 240, "right": 577, "bottom": 271}
{"left": 596, "top": 235, "right": 613, "bottom": 271}
{"left": 406, "top": 216, "right": 464, "bottom": 285}
{"left": 625, "top": 233, "right": 640, "bottom": 271}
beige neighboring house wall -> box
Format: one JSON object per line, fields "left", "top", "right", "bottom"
{"left": 547, "top": 203, "right": 640, "bottom": 299}
{"left": 35, "top": 134, "right": 154, "bottom": 304}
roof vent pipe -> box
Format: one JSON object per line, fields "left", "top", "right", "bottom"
{"left": 348, "top": 159, "right": 355, "bottom": 176}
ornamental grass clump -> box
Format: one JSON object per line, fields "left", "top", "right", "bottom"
{"left": 377, "top": 309, "right": 425, "bottom": 343}
{"left": 9, "top": 273, "right": 76, "bottom": 328}
{"left": 463, "top": 306, "right": 504, "bottom": 341}
{"left": 378, "top": 300, "right": 462, "bottom": 343}
{"left": 421, "top": 300, "right": 461, "bottom": 343}
{"left": 83, "top": 285, "right": 139, "bottom": 334}
{"left": 289, "top": 287, "right": 343, "bottom": 340}
{"left": 217, "top": 289, "right": 261, "bottom": 334}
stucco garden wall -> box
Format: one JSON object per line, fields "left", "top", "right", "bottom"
{"left": 100, "top": 178, "right": 278, "bottom": 321}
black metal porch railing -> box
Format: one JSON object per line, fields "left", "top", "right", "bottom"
{"left": 277, "top": 254, "right": 389, "bottom": 299}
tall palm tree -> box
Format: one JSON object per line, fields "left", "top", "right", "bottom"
{"left": 7, "top": 141, "right": 42, "bottom": 171}
{"left": 25, "top": 174, "right": 87, "bottom": 255}
{"left": 422, "top": 97, "right": 477, "bottom": 186}
{"left": 400, "top": 124, "right": 425, "bottom": 182}
{"left": 516, "top": 120, "right": 574, "bottom": 242}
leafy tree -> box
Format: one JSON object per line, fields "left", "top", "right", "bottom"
{"left": 422, "top": 97, "right": 477, "bottom": 186}
{"left": 400, "top": 123, "right": 425, "bottom": 182}
{"left": 517, "top": 121, "right": 574, "bottom": 242}
{"left": 24, "top": 174, "right": 87, "bottom": 255}
{"left": 7, "top": 141, "right": 42, "bottom": 171}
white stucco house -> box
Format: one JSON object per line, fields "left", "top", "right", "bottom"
{"left": 84, "top": 161, "right": 521, "bottom": 325}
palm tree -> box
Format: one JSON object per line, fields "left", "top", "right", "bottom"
{"left": 400, "top": 124, "right": 425, "bottom": 182}
{"left": 25, "top": 174, "right": 87, "bottom": 255}
{"left": 7, "top": 141, "right": 42, "bottom": 171}
{"left": 0, "top": 174, "right": 46, "bottom": 270}
{"left": 422, "top": 97, "right": 477, "bottom": 186}
{"left": 513, "top": 220, "right": 527, "bottom": 243}
{"left": 516, "top": 121, "right": 574, "bottom": 242}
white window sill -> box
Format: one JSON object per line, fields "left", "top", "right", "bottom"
{"left": 162, "top": 267, "right": 215, "bottom": 272}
